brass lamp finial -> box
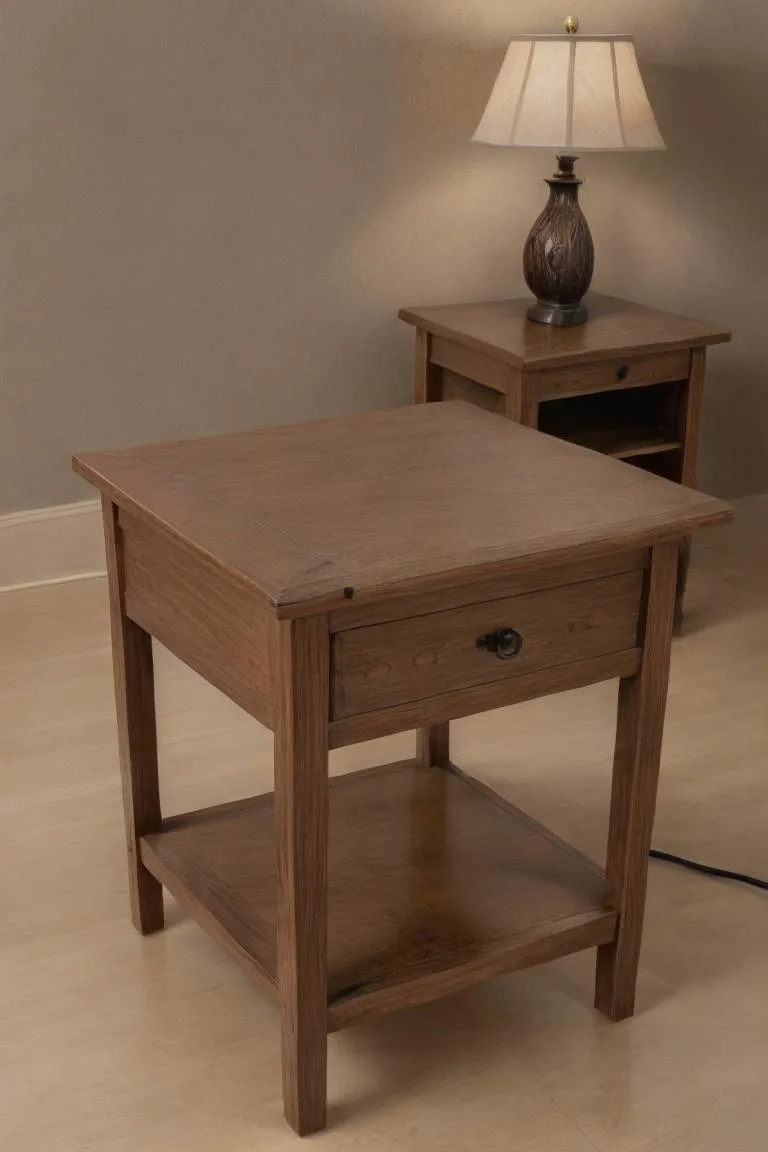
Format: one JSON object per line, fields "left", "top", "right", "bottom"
{"left": 564, "top": 15, "right": 579, "bottom": 34}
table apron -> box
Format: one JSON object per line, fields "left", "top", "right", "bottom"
{"left": 119, "top": 509, "right": 274, "bottom": 728}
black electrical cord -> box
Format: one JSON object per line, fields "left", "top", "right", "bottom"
{"left": 649, "top": 848, "right": 768, "bottom": 892}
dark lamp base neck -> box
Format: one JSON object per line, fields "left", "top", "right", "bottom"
{"left": 553, "top": 154, "right": 580, "bottom": 181}
{"left": 527, "top": 299, "right": 589, "bottom": 326}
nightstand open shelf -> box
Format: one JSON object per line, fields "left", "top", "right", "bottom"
{"left": 141, "top": 759, "right": 617, "bottom": 1032}
{"left": 537, "top": 385, "right": 683, "bottom": 461}
{"left": 562, "top": 427, "right": 681, "bottom": 460}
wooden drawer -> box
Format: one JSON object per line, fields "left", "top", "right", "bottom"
{"left": 533, "top": 350, "right": 691, "bottom": 402}
{"left": 332, "top": 571, "right": 644, "bottom": 720}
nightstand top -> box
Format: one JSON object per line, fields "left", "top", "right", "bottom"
{"left": 74, "top": 402, "right": 730, "bottom": 616}
{"left": 399, "top": 294, "right": 731, "bottom": 370}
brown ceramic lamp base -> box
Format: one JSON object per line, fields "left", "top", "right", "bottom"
{"left": 523, "top": 156, "right": 595, "bottom": 327}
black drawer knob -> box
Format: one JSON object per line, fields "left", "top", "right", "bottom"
{"left": 616, "top": 364, "right": 630, "bottom": 381}
{"left": 476, "top": 628, "right": 524, "bottom": 661}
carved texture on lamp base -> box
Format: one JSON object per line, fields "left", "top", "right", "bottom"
{"left": 523, "top": 156, "right": 594, "bottom": 327}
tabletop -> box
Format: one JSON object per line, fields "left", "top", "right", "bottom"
{"left": 399, "top": 294, "right": 731, "bottom": 370}
{"left": 74, "top": 402, "right": 731, "bottom": 613}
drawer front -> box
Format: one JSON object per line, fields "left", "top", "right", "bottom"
{"left": 533, "top": 350, "right": 691, "bottom": 401}
{"left": 332, "top": 571, "right": 643, "bottom": 720}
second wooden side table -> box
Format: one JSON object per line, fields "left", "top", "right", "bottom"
{"left": 400, "top": 293, "right": 731, "bottom": 628}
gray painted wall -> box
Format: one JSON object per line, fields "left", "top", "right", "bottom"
{"left": 1, "top": 1, "right": 764, "bottom": 514}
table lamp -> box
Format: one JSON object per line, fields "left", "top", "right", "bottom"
{"left": 472, "top": 17, "right": 665, "bottom": 326}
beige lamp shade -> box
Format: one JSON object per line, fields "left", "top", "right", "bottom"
{"left": 473, "top": 35, "right": 664, "bottom": 152}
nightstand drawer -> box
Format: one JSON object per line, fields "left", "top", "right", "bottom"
{"left": 534, "top": 350, "right": 691, "bottom": 401}
{"left": 332, "top": 570, "right": 644, "bottom": 720}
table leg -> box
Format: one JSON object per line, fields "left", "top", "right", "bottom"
{"left": 674, "top": 538, "right": 692, "bottom": 635}
{"left": 416, "top": 724, "right": 450, "bottom": 767}
{"left": 273, "top": 614, "right": 330, "bottom": 1136}
{"left": 502, "top": 369, "right": 524, "bottom": 422}
{"left": 674, "top": 348, "right": 706, "bottom": 631}
{"left": 414, "top": 327, "right": 448, "bottom": 765}
{"left": 414, "top": 327, "right": 443, "bottom": 404}
{"left": 520, "top": 379, "right": 539, "bottom": 430}
{"left": 102, "top": 497, "right": 164, "bottom": 935}
{"left": 595, "top": 540, "right": 678, "bottom": 1021}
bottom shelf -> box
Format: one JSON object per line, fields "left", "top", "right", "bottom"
{"left": 141, "top": 760, "right": 616, "bottom": 1030}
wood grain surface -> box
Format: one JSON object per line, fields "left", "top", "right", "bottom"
{"left": 141, "top": 808, "right": 278, "bottom": 998}
{"left": 272, "top": 614, "right": 330, "bottom": 1135}
{"left": 430, "top": 336, "right": 513, "bottom": 394}
{"left": 137, "top": 760, "right": 615, "bottom": 1034}
{"left": 521, "top": 386, "right": 540, "bottom": 428}
{"left": 595, "top": 540, "right": 679, "bottom": 1021}
{"left": 679, "top": 348, "right": 707, "bottom": 489}
{"left": 102, "top": 497, "right": 164, "bottom": 934}
{"left": 416, "top": 723, "right": 450, "bottom": 767}
{"left": 414, "top": 328, "right": 442, "bottom": 405}
{"left": 441, "top": 370, "right": 506, "bottom": 414}
{"left": 120, "top": 511, "right": 273, "bottom": 727}
{"left": 412, "top": 329, "right": 451, "bottom": 786}
{"left": 332, "top": 571, "right": 643, "bottom": 719}
{"left": 400, "top": 294, "right": 731, "bottom": 370}
{"left": 673, "top": 347, "right": 709, "bottom": 630}
{"left": 505, "top": 368, "right": 526, "bottom": 422}
{"left": 74, "top": 402, "right": 731, "bottom": 618}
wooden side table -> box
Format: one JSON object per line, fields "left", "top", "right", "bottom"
{"left": 73, "top": 403, "right": 730, "bottom": 1137}
{"left": 400, "top": 294, "right": 731, "bottom": 628}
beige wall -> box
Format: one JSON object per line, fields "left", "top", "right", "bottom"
{"left": 1, "top": 0, "right": 764, "bottom": 514}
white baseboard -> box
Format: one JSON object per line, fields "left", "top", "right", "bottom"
{"left": 0, "top": 500, "right": 105, "bottom": 592}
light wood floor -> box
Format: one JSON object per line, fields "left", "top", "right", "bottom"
{"left": 2, "top": 497, "right": 767, "bottom": 1152}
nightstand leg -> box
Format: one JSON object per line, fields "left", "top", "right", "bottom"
{"left": 595, "top": 541, "right": 678, "bottom": 1021}
{"left": 273, "top": 615, "right": 330, "bottom": 1136}
{"left": 102, "top": 497, "right": 164, "bottom": 935}
{"left": 414, "top": 328, "right": 443, "bottom": 404}
{"left": 521, "top": 392, "right": 539, "bottom": 429}
{"left": 674, "top": 538, "right": 692, "bottom": 634}
{"left": 674, "top": 348, "right": 706, "bottom": 630}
